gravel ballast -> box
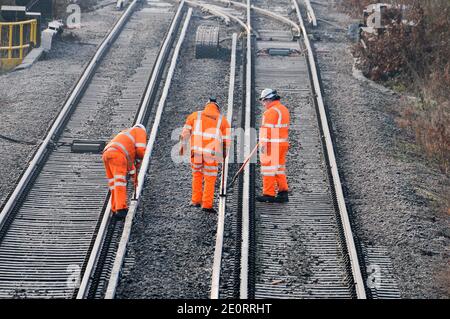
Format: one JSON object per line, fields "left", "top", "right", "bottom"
{"left": 116, "top": 15, "right": 234, "bottom": 299}
{"left": 309, "top": 0, "right": 449, "bottom": 298}
{"left": 0, "top": 3, "right": 120, "bottom": 207}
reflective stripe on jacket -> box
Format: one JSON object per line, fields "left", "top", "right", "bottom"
{"left": 181, "top": 103, "right": 231, "bottom": 158}
{"left": 259, "top": 100, "right": 290, "bottom": 146}
{"left": 104, "top": 126, "right": 147, "bottom": 172}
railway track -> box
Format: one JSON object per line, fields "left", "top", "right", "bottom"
{"left": 209, "top": 0, "right": 368, "bottom": 299}
{"left": 112, "top": 1, "right": 245, "bottom": 298}
{"left": 251, "top": 0, "right": 364, "bottom": 299}
{"left": 0, "top": 0, "right": 401, "bottom": 300}
{"left": 109, "top": 0, "right": 398, "bottom": 299}
{"left": 0, "top": 0, "right": 183, "bottom": 299}
{"left": 105, "top": 3, "right": 194, "bottom": 299}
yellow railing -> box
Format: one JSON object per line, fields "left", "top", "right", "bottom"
{"left": 0, "top": 19, "right": 37, "bottom": 70}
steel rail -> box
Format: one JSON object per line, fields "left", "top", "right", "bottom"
{"left": 78, "top": 1, "right": 187, "bottom": 298}
{"left": 104, "top": 7, "right": 193, "bottom": 299}
{"left": 135, "top": 1, "right": 187, "bottom": 125}
{"left": 239, "top": 0, "right": 252, "bottom": 300}
{"left": 292, "top": 0, "right": 367, "bottom": 299}
{"left": 0, "top": 0, "right": 140, "bottom": 230}
{"left": 210, "top": 32, "right": 238, "bottom": 300}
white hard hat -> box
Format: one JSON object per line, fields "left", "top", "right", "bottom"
{"left": 134, "top": 123, "right": 146, "bottom": 133}
{"left": 259, "top": 88, "right": 278, "bottom": 101}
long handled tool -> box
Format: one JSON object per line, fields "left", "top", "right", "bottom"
{"left": 132, "top": 174, "right": 137, "bottom": 201}
{"left": 131, "top": 163, "right": 139, "bottom": 201}
{"left": 132, "top": 158, "right": 143, "bottom": 201}
{"left": 226, "top": 142, "right": 260, "bottom": 193}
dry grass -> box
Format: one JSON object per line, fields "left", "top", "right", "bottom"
{"left": 336, "top": 0, "right": 375, "bottom": 17}
{"left": 338, "top": 0, "right": 450, "bottom": 218}
{"left": 397, "top": 100, "right": 450, "bottom": 173}
{"left": 436, "top": 266, "right": 450, "bottom": 297}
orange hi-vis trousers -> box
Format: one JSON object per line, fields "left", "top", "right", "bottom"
{"left": 102, "top": 149, "right": 129, "bottom": 213}
{"left": 260, "top": 144, "right": 289, "bottom": 197}
{"left": 191, "top": 153, "right": 219, "bottom": 209}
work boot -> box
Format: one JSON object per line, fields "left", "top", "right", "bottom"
{"left": 275, "top": 191, "right": 289, "bottom": 203}
{"left": 256, "top": 195, "right": 277, "bottom": 203}
{"left": 190, "top": 201, "right": 201, "bottom": 208}
{"left": 114, "top": 208, "right": 128, "bottom": 220}
{"left": 202, "top": 207, "right": 217, "bottom": 214}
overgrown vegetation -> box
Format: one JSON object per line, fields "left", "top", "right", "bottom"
{"left": 338, "top": 0, "right": 449, "bottom": 175}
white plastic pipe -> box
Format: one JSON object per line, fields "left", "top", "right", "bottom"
{"left": 212, "top": 0, "right": 301, "bottom": 35}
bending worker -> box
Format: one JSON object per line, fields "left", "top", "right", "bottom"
{"left": 257, "top": 88, "right": 290, "bottom": 203}
{"left": 102, "top": 124, "right": 147, "bottom": 219}
{"left": 180, "top": 97, "right": 231, "bottom": 214}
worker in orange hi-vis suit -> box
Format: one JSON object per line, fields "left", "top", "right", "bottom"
{"left": 180, "top": 97, "right": 232, "bottom": 214}
{"left": 102, "top": 124, "right": 147, "bottom": 219}
{"left": 257, "top": 88, "right": 290, "bottom": 203}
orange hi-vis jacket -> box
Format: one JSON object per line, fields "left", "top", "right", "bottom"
{"left": 259, "top": 100, "right": 290, "bottom": 149}
{"left": 104, "top": 126, "right": 147, "bottom": 174}
{"left": 181, "top": 103, "right": 232, "bottom": 160}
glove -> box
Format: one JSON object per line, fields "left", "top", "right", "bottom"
{"left": 135, "top": 159, "right": 142, "bottom": 171}
{"left": 179, "top": 135, "right": 187, "bottom": 156}
{"left": 129, "top": 163, "right": 136, "bottom": 179}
